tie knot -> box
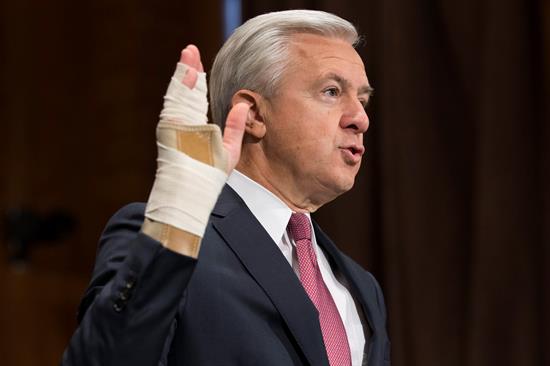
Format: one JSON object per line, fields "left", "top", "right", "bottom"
{"left": 287, "top": 213, "right": 311, "bottom": 242}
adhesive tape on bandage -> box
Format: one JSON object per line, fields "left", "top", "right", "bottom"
{"left": 160, "top": 63, "right": 208, "bottom": 125}
{"left": 145, "top": 142, "right": 227, "bottom": 237}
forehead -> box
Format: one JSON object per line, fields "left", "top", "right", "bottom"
{"left": 286, "top": 33, "right": 368, "bottom": 84}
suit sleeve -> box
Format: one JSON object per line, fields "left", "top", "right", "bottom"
{"left": 62, "top": 202, "right": 196, "bottom": 366}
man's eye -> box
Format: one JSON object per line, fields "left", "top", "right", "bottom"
{"left": 323, "top": 87, "right": 340, "bottom": 97}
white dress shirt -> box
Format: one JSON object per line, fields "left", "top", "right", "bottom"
{"left": 227, "top": 170, "right": 366, "bottom": 366}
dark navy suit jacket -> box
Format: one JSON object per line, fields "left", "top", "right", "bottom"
{"left": 62, "top": 185, "right": 390, "bottom": 365}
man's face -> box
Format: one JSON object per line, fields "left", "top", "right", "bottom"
{"left": 260, "top": 33, "right": 371, "bottom": 207}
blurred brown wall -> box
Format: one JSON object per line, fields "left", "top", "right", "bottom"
{"left": 0, "top": 1, "right": 221, "bottom": 364}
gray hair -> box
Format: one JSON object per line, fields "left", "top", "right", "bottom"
{"left": 209, "top": 9, "right": 359, "bottom": 127}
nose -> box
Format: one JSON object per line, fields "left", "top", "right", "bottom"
{"left": 340, "top": 97, "right": 369, "bottom": 133}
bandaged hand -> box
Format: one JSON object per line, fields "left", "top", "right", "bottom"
{"left": 160, "top": 46, "right": 208, "bottom": 124}
{"left": 143, "top": 45, "right": 248, "bottom": 256}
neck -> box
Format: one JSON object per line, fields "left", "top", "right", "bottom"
{"left": 236, "top": 151, "right": 329, "bottom": 213}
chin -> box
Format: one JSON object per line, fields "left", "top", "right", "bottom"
{"left": 339, "top": 180, "right": 355, "bottom": 194}
{"left": 337, "top": 169, "right": 358, "bottom": 189}
{"left": 315, "top": 181, "right": 355, "bottom": 209}
{"left": 330, "top": 175, "right": 356, "bottom": 197}
{"left": 312, "top": 171, "right": 357, "bottom": 206}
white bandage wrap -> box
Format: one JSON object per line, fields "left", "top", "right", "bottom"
{"left": 159, "top": 62, "right": 208, "bottom": 125}
{"left": 146, "top": 142, "right": 227, "bottom": 237}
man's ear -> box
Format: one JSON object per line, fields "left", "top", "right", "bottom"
{"left": 231, "top": 90, "right": 267, "bottom": 140}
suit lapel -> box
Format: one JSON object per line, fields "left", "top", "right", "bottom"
{"left": 312, "top": 221, "right": 378, "bottom": 361}
{"left": 211, "top": 186, "right": 330, "bottom": 366}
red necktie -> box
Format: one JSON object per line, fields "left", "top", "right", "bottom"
{"left": 287, "top": 213, "right": 352, "bottom": 366}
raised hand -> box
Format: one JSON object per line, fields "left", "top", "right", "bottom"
{"left": 144, "top": 45, "right": 249, "bottom": 253}
{"left": 171, "top": 44, "right": 248, "bottom": 173}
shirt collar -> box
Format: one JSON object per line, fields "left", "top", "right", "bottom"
{"left": 227, "top": 170, "right": 311, "bottom": 245}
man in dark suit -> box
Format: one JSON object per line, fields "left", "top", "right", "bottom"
{"left": 62, "top": 10, "right": 390, "bottom": 366}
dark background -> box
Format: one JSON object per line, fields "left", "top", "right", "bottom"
{"left": 1, "top": 1, "right": 548, "bottom": 365}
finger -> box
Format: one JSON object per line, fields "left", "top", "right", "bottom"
{"left": 180, "top": 47, "right": 193, "bottom": 65}
{"left": 187, "top": 45, "right": 204, "bottom": 72}
{"left": 181, "top": 67, "right": 198, "bottom": 88}
{"left": 180, "top": 47, "right": 199, "bottom": 88}
{"left": 224, "top": 103, "right": 249, "bottom": 145}
{"left": 180, "top": 46, "right": 199, "bottom": 71}
{"left": 192, "top": 48, "right": 204, "bottom": 72}
{"left": 223, "top": 103, "right": 250, "bottom": 168}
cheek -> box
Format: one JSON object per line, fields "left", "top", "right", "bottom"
{"left": 296, "top": 124, "right": 340, "bottom": 160}
{"left": 269, "top": 102, "right": 340, "bottom": 155}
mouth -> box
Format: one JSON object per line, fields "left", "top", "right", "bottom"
{"left": 339, "top": 144, "right": 365, "bottom": 164}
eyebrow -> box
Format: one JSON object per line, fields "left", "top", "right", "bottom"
{"left": 323, "top": 72, "right": 374, "bottom": 96}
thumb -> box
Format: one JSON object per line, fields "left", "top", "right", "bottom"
{"left": 222, "top": 102, "right": 250, "bottom": 172}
